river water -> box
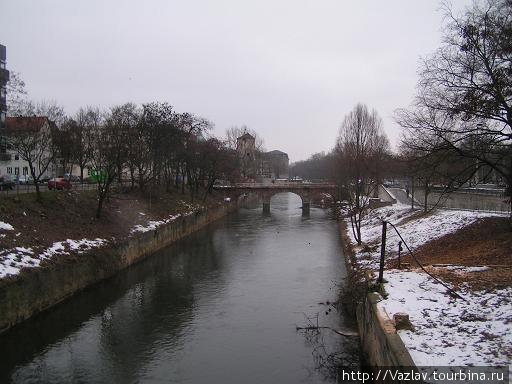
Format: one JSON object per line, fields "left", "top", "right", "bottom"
{"left": 0, "top": 193, "right": 357, "bottom": 383}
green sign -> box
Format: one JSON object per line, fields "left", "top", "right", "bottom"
{"left": 90, "top": 169, "right": 108, "bottom": 183}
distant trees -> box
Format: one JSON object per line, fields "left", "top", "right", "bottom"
{"left": 4, "top": 72, "right": 242, "bottom": 215}
{"left": 290, "top": 152, "right": 336, "bottom": 181}
{"left": 336, "top": 104, "right": 389, "bottom": 244}
{"left": 396, "top": 0, "right": 512, "bottom": 211}
{"left": 76, "top": 102, "right": 240, "bottom": 218}
{"left": 5, "top": 97, "right": 240, "bottom": 216}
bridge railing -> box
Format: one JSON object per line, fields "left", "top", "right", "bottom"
{"left": 215, "top": 182, "right": 336, "bottom": 188}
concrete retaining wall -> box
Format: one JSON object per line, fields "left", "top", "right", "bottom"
{"left": 356, "top": 292, "right": 415, "bottom": 367}
{"left": 339, "top": 219, "right": 416, "bottom": 371}
{"left": 378, "top": 185, "right": 397, "bottom": 204}
{"left": 415, "top": 189, "right": 510, "bottom": 213}
{"left": 0, "top": 200, "right": 241, "bottom": 334}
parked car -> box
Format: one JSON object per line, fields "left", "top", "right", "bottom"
{"left": 0, "top": 175, "right": 15, "bottom": 190}
{"left": 64, "top": 173, "right": 81, "bottom": 182}
{"left": 48, "top": 178, "right": 72, "bottom": 190}
{"left": 17, "top": 175, "right": 34, "bottom": 184}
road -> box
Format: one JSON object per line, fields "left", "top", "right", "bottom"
{"left": 387, "top": 187, "right": 420, "bottom": 206}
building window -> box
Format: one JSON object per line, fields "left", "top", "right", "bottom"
{"left": 7, "top": 167, "right": 12, "bottom": 174}
{"left": 14, "top": 154, "right": 19, "bottom": 160}
{"left": 23, "top": 167, "right": 28, "bottom": 175}
{"left": 14, "top": 167, "right": 19, "bottom": 175}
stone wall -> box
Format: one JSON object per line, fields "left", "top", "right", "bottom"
{"left": 0, "top": 200, "right": 242, "bottom": 334}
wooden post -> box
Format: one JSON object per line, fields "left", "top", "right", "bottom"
{"left": 378, "top": 221, "right": 387, "bottom": 284}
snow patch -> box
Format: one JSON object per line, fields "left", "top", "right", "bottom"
{"left": 130, "top": 213, "right": 185, "bottom": 234}
{"left": 0, "top": 221, "right": 14, "bottom": 231}
{"left": 0, "top": 238, "right": 107, "bottom": 279}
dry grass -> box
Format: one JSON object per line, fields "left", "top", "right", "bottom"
{"left": 387, "top": 217, "right": 512, "bottom": 290}
{"left": 0, "top": 188, "right": 231, "bottom": 254}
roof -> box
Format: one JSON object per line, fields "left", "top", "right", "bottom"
{"left": 265, "top": 150, "right": 288, "bottom": 157}
{"left": 5, "top": 116, "right": 51, "bottom": 134}
{"left": 237, "top": 132, "right": 255, "bottom": 140}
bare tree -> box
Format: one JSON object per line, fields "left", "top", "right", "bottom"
{"left": 336, "top": 104, "right": 389, "bottom": 245}
{"left": 5, "top": 117, "right": 56, "bottom": 201}
{"left": 89, "top": 108, "right": 129, "bottom": 218}
{"left": 225, "top": 125, "right": 264, "bottom": 151}
{"left": 68, "top": 107, "right": 99, "bottom": 182}
{"left": 396, "top": 0, "right": 512, "bottom": 211}
{"left": 6, "top": 71, "right": 28, "bottom": 116}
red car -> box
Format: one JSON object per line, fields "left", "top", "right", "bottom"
{"left": 48, "top": 178, "right": 72, "bottom": 190}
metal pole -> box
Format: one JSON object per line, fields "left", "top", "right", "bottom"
{"left": 398, "top": 240, "right": 402, "bottom": 269}
{"left": 378, "top": 221, "right": 387, "bottom": 284}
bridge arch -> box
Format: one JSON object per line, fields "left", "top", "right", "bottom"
{"left": 261, "top": 189, "right": 312, "bottom": 214}
{"left": 214, "top": 182, "right": 337, "bottom": 215}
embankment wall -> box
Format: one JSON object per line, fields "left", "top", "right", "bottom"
{"left": 0, "top": 199, "right": 242, "bottom": 333}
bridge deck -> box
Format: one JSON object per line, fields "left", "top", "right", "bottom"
{"left": 215, "top": 182, "right": 336, "bottom": 189}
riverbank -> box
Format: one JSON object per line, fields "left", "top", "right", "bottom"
{"left": 0, "top": 188, "right": 242, "bottom": 333}
{"left": 340, "top": 200, "right": 511, "bottom": 367}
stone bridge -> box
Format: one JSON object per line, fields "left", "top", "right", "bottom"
{"left": 214, "top": 182, "right": 337, "bottom": 214}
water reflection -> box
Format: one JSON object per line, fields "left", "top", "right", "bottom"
{"left": 0, "top": 193, "right": 354, "bottom": 383}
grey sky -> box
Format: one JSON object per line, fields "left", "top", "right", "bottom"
{"left": 2, "top": 0, "right": 470, "bottom": 161}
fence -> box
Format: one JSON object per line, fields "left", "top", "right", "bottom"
{"left": 376, "top": 220, "right": 467, "bottom": 301}
{"left": 0, "top": 182, "right": 97, "bottom": 196}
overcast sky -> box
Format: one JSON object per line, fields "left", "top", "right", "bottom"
{"left": 2, "top": 0, "right": 471, "bottom": 161}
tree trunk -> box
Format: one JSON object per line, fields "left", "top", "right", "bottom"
{"left": 130, "top": 167, "right": 135, "bottom": 189}
{"left": 138, "top": 167, "right": 145, "bottom": 191}
{"left": 35, "top": 182, "right": 41, "bottom": 202}
{"left": 411, "top": 177, "right": 415, "bottom": 210}
{"left": 96, "top": 194, "right": 104, "bottom": 218}
{"left": 424, "top": 181, "right": 429, "bottom": 213}
{"left": 28, "top": 162, "right": 41, "bottom": 202}
{"left": 356, "top": 215, "right": 362, "bottom": 245}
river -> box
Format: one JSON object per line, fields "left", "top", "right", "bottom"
{"left": 0, "top": 193, "right": 358, "bottom": 383}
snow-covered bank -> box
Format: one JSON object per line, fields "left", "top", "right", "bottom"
{"left": 0, "top": 197, "right": 240, "bottom": 333}
{"left": 344, "top": 203, "right": 511, "bottom": 368}
{"left": 348, "top": 205, "right": 505, "bottom": 269}
{"left": 378, "top": 270, "right": 511, "bottom": 366}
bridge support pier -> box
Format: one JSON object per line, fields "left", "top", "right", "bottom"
{"left": 302, "top": 201, "right": 310, "bottom": 215}
{"left": 262, "top": 195, "right": 271, "bottom": 214}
